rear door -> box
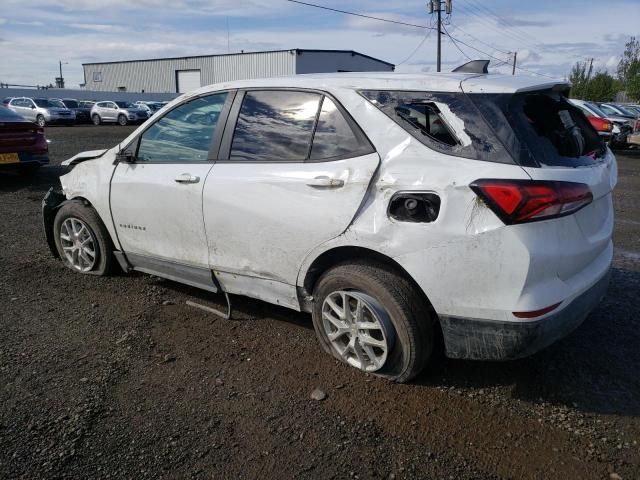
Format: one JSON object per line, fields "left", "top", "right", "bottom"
{"left": 202, "top": 89, "right": 379, "bottom": 301}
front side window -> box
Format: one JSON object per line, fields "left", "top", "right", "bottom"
{"left": 137, "top": 92, "right": 228, "bottom": 163}
{"left": 230, "top": 90, "right": 320, "bottom": 161}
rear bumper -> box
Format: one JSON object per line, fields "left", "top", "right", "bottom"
{"left": 0, "top": 153, "right": 49, "bottom": 170}
{"left": 439, "top": 269, "right": 610, "bottom": 360}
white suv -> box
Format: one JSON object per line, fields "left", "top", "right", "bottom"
{"left": 90, "top": 101, "right": 149, "bottom": 126}
{"left": 43, "top": 71, "right": 616, "bottom": 382}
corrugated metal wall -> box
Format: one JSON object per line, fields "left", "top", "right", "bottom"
{"left": 83, "top": 50, "right": 297, "bottom": 93}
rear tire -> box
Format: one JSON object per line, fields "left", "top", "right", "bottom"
{"left": 117, "top": 114, "right": 128, "bottom": 126}
{"left": 36, "top": 115, "right": 46, "bottom": 127}
{"left": 92, "top": 114, "right": 101, "bottom": 126}
{"left": 312, "top": 260, "right": 434, "bottom": 383}
{"left": 53, "top": 200, "right": 115, "bottom": 276}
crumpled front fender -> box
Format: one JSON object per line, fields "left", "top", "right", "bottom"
{"left": 42, "top": 187, "right": 67, "bottom": 258}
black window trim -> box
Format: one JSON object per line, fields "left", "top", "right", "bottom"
{"left": 217, "top": 87, "right": 375, "bottom": 164}
{"left": 121, "top": 89, "right": 236, "bottom": 165}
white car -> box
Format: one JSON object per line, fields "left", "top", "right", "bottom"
{"left": 43, "top": 70, "right": 616, "bottom": 382}
{"left": 7, "top": 97, "right": 76, "bottom": 126}
{"left": 90, "top": 101, "right": 149, "bottom": 126}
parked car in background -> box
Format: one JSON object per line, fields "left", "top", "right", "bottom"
{"left": 570, "top": 99, "right": 633, "bottom": 148}
{"left": 7, "top": 97, "right": 75, "bottom": 127}
{"left": 134, "top": 101, "right": 163, "bottom": 117}
{"left": 90, "top": 101, "right": 149, "bottom": 126}
{"left": 598, "top": 103, "right": 639, "bottom": 120}
{"left": 0, "top": 106, "right": 49, "bottom": 175}
{"left": 58, "top": 98, "right": 93, "bottom": 124}
{"left": 44, "top": 72, "right": 615, "bottom": 382}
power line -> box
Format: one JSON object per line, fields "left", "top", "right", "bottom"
{"left": 441, "top": 23, "right": 472, "bottom": 61}
{"left": 285, "top": 0, "right": 436, "bottom": 31}
{"left": 464, "top": 0, "right": 541, "bottom": 46}
{"left": 285, "top": 0, "right": 556, "bottom": 79}
{"left": 457, "top": 0, "right": 541, "bottom": 51}
{"left": 397, "top": 25, "right": 434, "bottom": 65}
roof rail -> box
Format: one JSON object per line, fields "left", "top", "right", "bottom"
{"left": 452, "top": 60, "right": 490, "bottom": 74}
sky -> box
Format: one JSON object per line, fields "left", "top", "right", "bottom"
{"left": 0, "top": 0, "right": 638, "bottom": 88}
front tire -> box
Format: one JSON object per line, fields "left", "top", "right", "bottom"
{"left": 312, "top": 260, "right": 434, "bottom": 383}
{"left": 92, "top": 114, "right": 101, "bottom": 126}
{"left": 53, "top": 200, "right": 115, "bottom": 275}
{"left": 117, "top": 114, "right": 128, "bottom": 126}
{"left": 36, "top": 115, "right": 46, "bottom": 127}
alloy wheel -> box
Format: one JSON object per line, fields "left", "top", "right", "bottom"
{"left": 321, "top": 290, "right": 395, "bottom": 372}
{"left": 59, "top": 217, "right": 97, "bottom": 272}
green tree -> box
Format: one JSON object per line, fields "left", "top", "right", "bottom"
{"left": 617, "top": 36, "right": 640, "bottom": 101}
{"left": 568, "top": 59, "right": 592, "bottom": 99}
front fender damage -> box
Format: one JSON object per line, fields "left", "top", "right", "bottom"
{"left": 42, "top": 187, "right": 67, "bottom": 258}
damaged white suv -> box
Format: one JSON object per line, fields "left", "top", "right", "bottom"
{"left": 43, "top": 65, "right": 616, "bottom": 382}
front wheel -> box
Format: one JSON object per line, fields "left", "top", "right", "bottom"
{"left": 36, "top": 115, "right": 46, "bottom": 127}
{"left": 312, "top": 261, "right": 434, "bottom": 383}
{"left": 53, "top": 200, "right": 115, "bottom": 275}
{"left": 117, "top": 114, "right": 128, "bottom": 126}
{"left": 92, "top": 114, "right": 101, "bottom": 126}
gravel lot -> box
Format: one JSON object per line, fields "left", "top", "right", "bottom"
{"left": 1, "top": 125, "right": 639, "bottom": 479}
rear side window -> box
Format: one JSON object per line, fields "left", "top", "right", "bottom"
{"left": 228, "top": 90, "right": 373, "bottom": 162}
{"left": 310, "top": 97, "right": 366, "bottom": 160}
{"left": 361, "top": 90, "right": 513, "bottom": 164}
{"left": 230, "top": 91, "right": 320, "bottom": 161}
{"left": 470, "top": 91, "right": 605, "bottom": 167}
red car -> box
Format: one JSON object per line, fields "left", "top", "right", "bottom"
{"left": 585, "top": 114, "right": 613, "bottom": 142}
{"left": 0, "top": 106, "right": 49, "bottom": 175}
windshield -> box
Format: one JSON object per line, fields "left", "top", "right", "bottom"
{"left": 469, "top": 91, "right": 605, "bottom": 167}
{"left": 116, "top": 101, "right": 134, "bottom": 108}
{"left": 36, "top": 99, "right": 66, "bottom": 108}
{"left": 63, "top": 100, "right": 78, "bottom": 108}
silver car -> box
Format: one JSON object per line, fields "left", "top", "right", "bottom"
{"left": 7, "top": 97, "right": 76, "bottom": 127}
{"left": 90, "top": 101, "right": 149, "bottom": 126}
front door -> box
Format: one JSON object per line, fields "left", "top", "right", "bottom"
{"left": 203, "top": 90, "right": 379, "bottom": 305}
{"left": 110, "top": 91, "right": 231, "bottom": 289}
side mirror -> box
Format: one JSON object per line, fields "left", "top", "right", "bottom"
{"left": 115, "top": 150, "right": 136, "bottom": 164}
{"left": 31, "top": 105, "right": 36, "bottom": 109}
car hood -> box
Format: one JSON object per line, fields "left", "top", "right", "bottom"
{"left": 61, "top": 149, "right": 108, "bottom": 166}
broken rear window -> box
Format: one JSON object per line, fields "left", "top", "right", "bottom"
{"left": 360, "top": 90, "right": 513, "bottom": 164}
{"left": 468, "top": 91, "right": 606, "bottom": 167}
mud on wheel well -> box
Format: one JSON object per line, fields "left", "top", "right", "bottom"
{"left": 301, "top": 246, "right": 443, "bottom": 350}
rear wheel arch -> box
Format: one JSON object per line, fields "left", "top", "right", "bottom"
{"left": 302, "top": 246, "right": 439, "bottom": 318}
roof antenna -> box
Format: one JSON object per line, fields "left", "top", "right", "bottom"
{"left": 452, "top": 60, "right": 490, "bottom": 74}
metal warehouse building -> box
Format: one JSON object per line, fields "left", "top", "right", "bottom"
{"left": 82, "top": 49, "right": 395, "bottom": 94}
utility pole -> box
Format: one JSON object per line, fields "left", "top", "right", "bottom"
{"left": 512, "top": 51, "right": 517, "bottom": 75}
{"left": 57, "top": 60, "right": 68, "bottom": 89}
{"left": 429, "top": 0, "right": 451, "bottom": 72}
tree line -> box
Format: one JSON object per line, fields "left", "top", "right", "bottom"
{"left": 569, "top": 36, "right": 640, "bottom": 102}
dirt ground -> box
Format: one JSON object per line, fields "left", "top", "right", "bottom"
{"left": 1, "top": 125, "right": 639, "bottom": 480}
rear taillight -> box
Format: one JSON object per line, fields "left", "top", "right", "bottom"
{"left": 586, "top": 115, "right": 612, "bottom": 132}
{"left": 470, "top": 179, "right": 593, "bottom": 224}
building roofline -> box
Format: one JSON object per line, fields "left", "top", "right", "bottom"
{"left": 81, "top": 49, "right": 395, "bottom": 68}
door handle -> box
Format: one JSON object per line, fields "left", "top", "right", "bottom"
{"left": 306, "top": 176, "right": 345, "bottom": 188}
{"left": 174, "top": 173, "right": 200, "bottom": 184}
